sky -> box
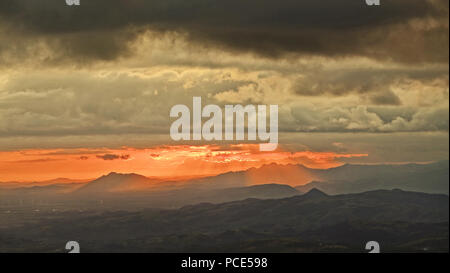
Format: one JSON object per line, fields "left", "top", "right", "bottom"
{"left": 0, "top": 0, "right": 448, "bottom": 181}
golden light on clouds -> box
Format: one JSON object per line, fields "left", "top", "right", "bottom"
{"left": 0, "top": 144, "right": 368, "bottom": 182}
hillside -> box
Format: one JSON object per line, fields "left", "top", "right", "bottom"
{"left": 1, "top": 189, "right": 447, "bottom": 252}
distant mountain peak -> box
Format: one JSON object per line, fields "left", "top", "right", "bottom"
{"left": 257, "top": 162, "right": 309, "bottom": 170}
{"left": 102, "top": 172, "right": 145, "bottom": 178}
{"left": 248, "top": 183, "right": 295, "bottom": 189}
{"left": 76, "top": 172, "right": 152, "bottom": 193}
{"left": 104, "top": 171, "right": 125, "bottom": 177}
{"left": 303, "top": 188, "right": 328, "bottom": 198}
{"left": 102, "top": 172, "right": 120, "bottom": 177}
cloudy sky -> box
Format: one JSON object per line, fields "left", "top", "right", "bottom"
{"left": 0, "top": 0, "right": 448, "bottom": 181}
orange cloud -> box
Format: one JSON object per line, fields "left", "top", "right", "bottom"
{"left": 0, "top": 145, "right": 368, "bottom": 182}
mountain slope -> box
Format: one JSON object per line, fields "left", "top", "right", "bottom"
{"left": 298, "top": 160, "right": 449, "bottom": 194}
{"left": 184, "top": 163, "right": 318, "bottom": 190}
{"left": 207, "top": 183, "right": 301, "bottom": 202}
{"left": 184, "top": 160, "right": 449, "bottom": 194}
{"left": 1, "top": 189, "right": 447, "bottom": 252}
{"left": 75, "top": 172, "right": 155, "bottom": 193}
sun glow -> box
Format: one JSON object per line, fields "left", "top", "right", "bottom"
{"left": 0, "top": 144, "right": 368, "bottom": 182}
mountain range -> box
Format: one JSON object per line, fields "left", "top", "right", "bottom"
{"left": 74, "top": 160, "right": 450, "bottom": 195}
{"left": 1, "top": 188, "right": 447, "bottom": 252}
{"left": 298, "top": 160, "right": 449, "bottom": 194}
{"left": 1, "top": 160, "right": 448, "bottom": 210}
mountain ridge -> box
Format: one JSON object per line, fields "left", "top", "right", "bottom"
{"left": 2, "top": 188, "right": 448, "bottom": 252}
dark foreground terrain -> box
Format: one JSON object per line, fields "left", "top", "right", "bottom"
{"left": 0, "top": 189, "right": 448, "bottom": 253}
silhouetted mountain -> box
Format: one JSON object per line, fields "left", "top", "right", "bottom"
{"left": 297, "top": 160, "right": 449, "bottom": 194}
{"left": 7, "top": 184, "right": 81, "bottom": 194}
{"left": 245, "top": 163, "right": 317, "bottom": 186}
{"left": 1, "top": 161, "right": 448, "bottom": 210}
{"left": 1, "top": 189, "right": 447, "bottom": 252}
{"left": 209, "top": 184, "right": 301, "bottom": 202}
{"left": 75, "top": 172, "right": 154, "bottom": 193}
{"left": 0, "top": 178, "right": 88, "bottom": 190}
{"left": 302, "top": 188, "right": 328, "bottom": 199}
{"left": 183, "top": 160, "right": 449, "bottom": 194}
{"left": 185, "top": 163, "right": 318, "bottom": 189}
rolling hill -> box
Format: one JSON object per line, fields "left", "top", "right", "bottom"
{"left": 1, "top": 189, "right": 447, "bottom": 252}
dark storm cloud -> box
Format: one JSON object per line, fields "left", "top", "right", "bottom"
{"left": 369, "top": 90, "right": 401, "bottom": 105}
{"left": 0, "top": 0, "right": 448, "bottom": 63}
{"left": 293, "top": 67, "right": 449, "bottom": 102}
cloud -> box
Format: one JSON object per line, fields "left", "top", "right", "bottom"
{"left": 0, "top": 0, "right": 448, "bottom": 63}
{"left": 293, "top": 67, "right": 448, "bottom": 98}
{"left": 286, "top": 104, "right": 449, "bottom": 133}
{"left": 0, "top": 65, "right": 447, "bottom": 139}
{"left": 96, "top": 154, "right": 130, "bottom": 161}
{"left": 369, "top": 90, "right": 402, "bottom": 105}
{"left": 214, "top": 83, "right": 265, "bottom": 104}
{"left": 11, "top": 158, "right": 62, "bottom": 163}
{"left": 0, "top": 67, "right": 255, "bottom": 137}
